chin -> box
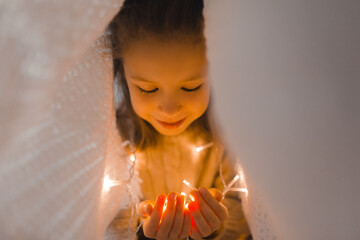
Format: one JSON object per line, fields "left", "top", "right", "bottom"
{"left": 156, "top": 127, "right": 186, "bottom": 136}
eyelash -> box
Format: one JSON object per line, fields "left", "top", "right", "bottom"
{"left": 137, "top": 87, "right": 158, "bottom": 95}
{"left": 137, "top": 85, "right": 202, "bottom": 94}
{"left": 182, "top": 85, "right": 202, "bottom": 92}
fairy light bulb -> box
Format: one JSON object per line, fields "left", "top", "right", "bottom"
{"left": 235, "top": 166, "right": 249, "bottom": 196}
{"left": 229, "top": 187, "right": 248, "bottom": 193}
{"left": 194, "top": 142, "right": 214, "bottom": 152}
{"left": 102, "top": 175, "right": 122, "bottom": 193}
{"left": 103, "top": 175, "right": 112, "bottom": 192}
{"left": 195, "top": 147, "right": 202, "bottom": 152}
{"left": 183, "top": 179, "right": 197, "bottom": 190}
{"left": 189, "top": 194, "right": 195, "bottom": 202}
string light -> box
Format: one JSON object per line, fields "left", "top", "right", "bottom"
{"left": 183, "top": 174, "right": 242, "bottom": 198}
{"left": 121, "top": 140, "right": 131, "bottom": 148}
{"left": 182, "top": 173, "right": 247, "bottom": 201}
{"left": 120, "top": 140, "right": 139, "bottom": 240}
{"left": 181, "top": 181, "right": 196, "bottom": 210}
{"left": 236, "top": 157, "right": 249, "bottom": 197}
{"left": 195, "top": 142, "right": 214, "bottom": 152}
{"left": 102, "top": 175, "right": 123, "bottom": 192}
{"left": 180, "top": 192, "right": 190, "bottom": 209}
{"left": 189, "top": 193, "right": 195, "bottom": 202}
{"left": 229, "top": 187, "right": 248, "bottom": 193}
{"left": 228, "top": 174, "right": 240, "bottom": 187}
{"left": 102, "top": 139, "right": 139, "bottom": 240}
{"left": 222, "top": 175, "right": 240, "bottom": 199}
{"left": 120, "top": 140, "right": 249, "bottom": 239}
{"left": 182, "top": 179, "right": 197, "bottom": 190}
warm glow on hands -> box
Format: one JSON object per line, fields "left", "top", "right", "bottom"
{"left": 142, "top": 193, "right": 190, "bottom": 239}
{"left": 187, "top": 188, "right": 227, "bottom": 239}
{"left": 139, "top": 173, "right": 248, "bottom": 239}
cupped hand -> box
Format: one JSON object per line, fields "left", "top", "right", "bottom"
{"left": 187, "top": 188, "right": 228, "bottom": 239}
{"left": 139, "top": 193, "right": 191, "bottom": 240}
{"left": 137, "top": 200, "right": 154, "bottom": 217}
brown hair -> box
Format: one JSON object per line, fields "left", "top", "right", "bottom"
{"left": 109, "top": 0, "right": 214, "bottom": 150}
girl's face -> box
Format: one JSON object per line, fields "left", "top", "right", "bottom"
{"left": 123, "top": 39, "right": 210, "bottom": 136}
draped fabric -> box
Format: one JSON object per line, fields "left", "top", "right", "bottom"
{"left": 205, "top": 1, "right": 360, "bottom": 240}
{"left": 0, "top": 1, "right": 128, "bottom": 239}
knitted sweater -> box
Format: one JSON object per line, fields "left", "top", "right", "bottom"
{"left": 104, "top": 127, "right": 250, "bottom": 240}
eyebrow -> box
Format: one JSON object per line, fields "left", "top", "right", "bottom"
{"left": 130, "top": 75, "right": 204, "bottom": 83}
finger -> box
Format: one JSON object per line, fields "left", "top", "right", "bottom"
{"left": 199, "top": 187, "right": 228, "bottom": 221}
{"left": 179, "top": 209, "right": 191, "bottom": 239}
{"left": 188, "top": 199, "right": 212, "bottom": 237}
{"left": 190, "top": 190, "right": 221, "bottom": 233}
{"left": 208, "top": 188, "right": 223, "bottom": 202}
{"left": 189, "top": 214, "right": 202, "bottom": 239}
{"left": 143, "top": 194, "right": 166, "bottom": 238}
{"left": 156, "top": 192, "right": 177, "bottom": 239}
{"left": 137, "top": 200, "right": 154, "bottom": 217}
{"left": 145, "top": 203, "right": 154, "bottom": 216}
{"left": 168, "top": 195, "right": 185, "bottom": 239}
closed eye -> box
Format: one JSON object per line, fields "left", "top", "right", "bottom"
{"left": 137, "top": 86, "right": 158, "bottom": 94}
{"left": 182, "top": 84, "right": 202, "bottom": 92}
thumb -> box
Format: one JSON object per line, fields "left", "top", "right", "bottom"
{"left": 208, "top": 188, "right": 223, "bottom": 202}
{"left": 137, "top": 200, "right": 154, "bottom": 217}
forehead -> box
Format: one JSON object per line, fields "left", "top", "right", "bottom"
{"left": 123, "top": 39, "right": 207, "bottom": 84}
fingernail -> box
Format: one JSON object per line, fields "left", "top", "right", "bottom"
{"left": 177, "top": 194, "right": 185, "bottom": 204}
{"left": 157, "top": 194, "right": 165, "bottom": 203}
{"left": 169, "top": 192, "right": 176, "bottom": 201}
{"left": 199, "top": 187, "right": 207, "bottom": 196}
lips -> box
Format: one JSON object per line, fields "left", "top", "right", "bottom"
{"left": 156, "top": 118, "right": 186, "bottom": 129}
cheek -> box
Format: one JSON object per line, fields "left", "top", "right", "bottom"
{"left": 184, "top": 89, "right": 210, "bottom": 114}
{"left": 128, "top": 88, "right": 153, "bottom": 117}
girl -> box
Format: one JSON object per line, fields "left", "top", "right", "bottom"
{"left": 106, "top": 0, "right": 251, "bottom": 239}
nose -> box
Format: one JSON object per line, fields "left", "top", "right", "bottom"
{"left": 158, "top": 94, "right": 181, "bottom": 116}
